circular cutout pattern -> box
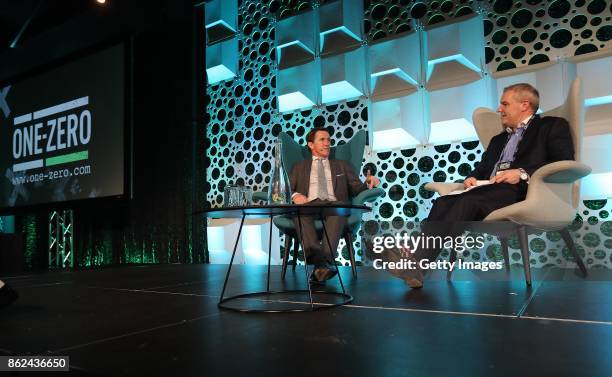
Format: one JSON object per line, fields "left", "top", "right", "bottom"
{"left": 521, "top": 29, "right": 538, "bottom": 43}
{"left": 411, "top": 2, "right": 427, "bottom": 18}
{"left": 548, "top": 0, "right": 571, "bottom": 19}
{"left": 511, "top": 9, "right": 533, "bottom": 28}
{"left": 511, "top": 46, "right": 527, "bottom": 59}
{"left": 570, "top": 14, "right": 588, "bottom": 29}
{"left": 550, "top": 29, "right": 573, "bottom": 48}
{"left": 494, "top": 0, "right": 514, "bottom": 14}
{"left": 596, "top": 25, "right": 612, "bottom": 42}
{"left": 389, "top": 185, "right": 405, "bottom": 201}
{"left": 492, "top": 30, "right": 509, "bottom": 44}
{"left": 587, "top": 0, "right": 606, "bottom": 15}
{"left": 403, "top": 201, "right": 418, "bottom": 217}
{"left": 418, "top": 157, "right": 434, "bottom": 172}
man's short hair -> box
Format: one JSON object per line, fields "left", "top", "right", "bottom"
{"left": 503, "top": 83, "right": 540, "bottom": 112}
{"left": 306, "top": 127, "right": 330, "bottom": 144}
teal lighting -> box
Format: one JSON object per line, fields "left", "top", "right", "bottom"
{"left": 371, "top": 68, "right": 418, "bottom": 88}
{"left": 208, "top": 249, "right": 234, "bottom": 264}
{"left": 585, "top": 95, "right": 612, "bottom": 107}
{"left": 242, "top": 224, "right": 261, "bottom": 250}
{"left": 320, "top": 26, "right": 360, "bottom": 38}
{"left": 370, "top": 68, "right": 418, "bottom": 96}
{"left": 206, "top": 65, "right": 236, "bottom": 85}
{"left": 278, "top": 92, "right": 316, "bottom": 113}
{"left": 429, "top": 118, "right": 478, "bottom": 144}
{"left": 321, "top": 81, "right": 362, "bottom": 104}
{"left": 581, "top": 173, "right": 612, "bottom": 199}
{"left": 427, "top": 54, "right": 481, "bottom": 82}
{"left": 207, "top": 221, "right": 244, "bottom": 264}
{"left": 373, "top": 128, "right": 420, "bottom": 152}
{"left": 205, "top": 19, "right": 236, "bottom": 33}
{"left": 24, "top": 215, "right": 37, "bottom": 269}
{"left": 207, "top": 226, "right": 226, "bottom": 252}
{"left": 371, "top": 68, "right": 418, "bottom": 84}
{"left": 276, "top": 41, "right": 315, "bottom": 67}
{"left": 277, "top": 40, "right": 314, "bottom": 54}
{"left": 320, "top": 26, "right": 360, "bottom": 51}
{"left": 242, "top": 225, "right": 271, "bottom": 265}
{"left": 0, "top": 216, "right": 15, "bottom": 233}
{"left": 243, "top": 248, "right": 269, "bottom": 265}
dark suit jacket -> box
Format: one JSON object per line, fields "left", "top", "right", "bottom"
{"left": 289, "top": 159, "right": 368, "bottom": 203}
{"left": 469, "top": 115, "right": 575, "bottom": 180}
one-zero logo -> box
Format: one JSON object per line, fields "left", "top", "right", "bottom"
{"left": 11, "top": 96, "right": 92, "bottom": 173}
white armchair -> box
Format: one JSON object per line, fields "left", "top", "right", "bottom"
{"left": 425, "top": 78, "right": 591, "bottom": 285}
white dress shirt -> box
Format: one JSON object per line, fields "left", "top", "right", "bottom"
{"left": 292, "top": 157, "right": 337, "bottom": 201}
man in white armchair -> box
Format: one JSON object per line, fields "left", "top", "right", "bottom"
{"left": 388, "top": 83, "right": 575, "bottom": 288}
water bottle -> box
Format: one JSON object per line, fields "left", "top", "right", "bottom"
{"left": 267, "top": 139, "right": 292, "bottom": 204}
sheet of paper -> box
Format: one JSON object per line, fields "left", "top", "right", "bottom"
{"left": 447, "top": 180, "right": 492, "bottom": 196}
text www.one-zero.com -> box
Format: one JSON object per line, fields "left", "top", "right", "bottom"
{"left": 11, "top": 165, "right": 92, "bottom": 185}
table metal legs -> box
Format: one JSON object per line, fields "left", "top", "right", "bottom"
{"left": 266, "top": 215, "right": 273, "bottom": 293}
{"left": 296, "top": 214, "right": 314, "bottom": 309}
{"left": 217, "top": 212, "right": 352, "bottom": 312}
{"left": 219, "top": 213, "right": 246, "bottom": 303}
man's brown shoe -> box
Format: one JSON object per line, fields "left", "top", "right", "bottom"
{"left": 381, "top": 247, "right": 423, "bottom": 289}
{"left": 401, "top": 271, "right": 423, "bottom": 289}
{"left": 309, "top": 266, "right": 338, "bottom": 284}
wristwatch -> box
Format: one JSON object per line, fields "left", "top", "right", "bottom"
{"left": 518, "top": 168, "right": 529, "bottom": 182}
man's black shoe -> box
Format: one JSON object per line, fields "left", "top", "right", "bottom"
{"left": 0, "top": 282, "right": 18, "bottom": 309}
{"left": 309, "top": 266, "right": 338, "bottom": 284}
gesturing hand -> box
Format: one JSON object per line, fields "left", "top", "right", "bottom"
{"left": 365, "top": 169, "right": 380, "bottom": 189}
{"left": 292, "top": 194, "right": 309, "bottom": 204}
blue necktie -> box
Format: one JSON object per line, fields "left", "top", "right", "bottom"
{"left": 491, "top": 125, "right": 528, "bottom": 179}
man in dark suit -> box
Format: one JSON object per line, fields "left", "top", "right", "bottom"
{"left": 391, "top": 83, "right": 575, "bottom": 288}
{"left": 290, "top": 128, "right": 380, "bottom": 283}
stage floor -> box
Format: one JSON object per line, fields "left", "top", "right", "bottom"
{"left": 1, "top": 264, "right": 611, "bottom": 376}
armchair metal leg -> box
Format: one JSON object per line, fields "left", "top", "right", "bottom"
{"left": 500, "top": 237, "right": 510, "bottom": 272}
{"left": 296, "top": 216, "right": 314, "bottom": 308}
{"left": 292, "top": 237, "right": 299, "bottom": 271}
{"left": 560, "top": 228, "right": 588, "bottom": 277}
{"left": 344, "top": 232, "right": 357, "bottom": 278}
{"left": 281, "top": 235, "right": 291, "bottom": 279}
{"left": 447, "top": 248, "right": 457, "bottom": 281}
{"left": 517, "top": 226, "right": 532, "bottom": 286}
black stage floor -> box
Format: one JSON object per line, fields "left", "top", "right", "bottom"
{"left": 1, "top": 264, "right": 611, "bottom": 377}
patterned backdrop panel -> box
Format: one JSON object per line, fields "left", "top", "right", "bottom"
{"left": 206, "top": 0, "right": 612, "bottom": 268}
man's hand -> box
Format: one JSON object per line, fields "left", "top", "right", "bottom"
{"left": 365, "top": 169, "right": 380, "bottom": 189}
{"left": 292, "top": 193, "right": 309, "bottom": 204}
{"left": 365, "top": 175, "right": 380, "bottom": 189}
{"left": 464, "top": 177, "right": 477, "bottom": 188}
{"left": 490, "top": 169, "right": 521, "bottom": 184}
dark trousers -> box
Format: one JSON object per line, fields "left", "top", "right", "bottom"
{"left": 293, "top": 215, "right": 346, "bottom": 268}
{"left": 414, "top": 183, "right": 526, "bottom": 261}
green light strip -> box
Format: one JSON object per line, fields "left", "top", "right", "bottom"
{"left": 45, "top": 150, "right": 89, "bottom": 167}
